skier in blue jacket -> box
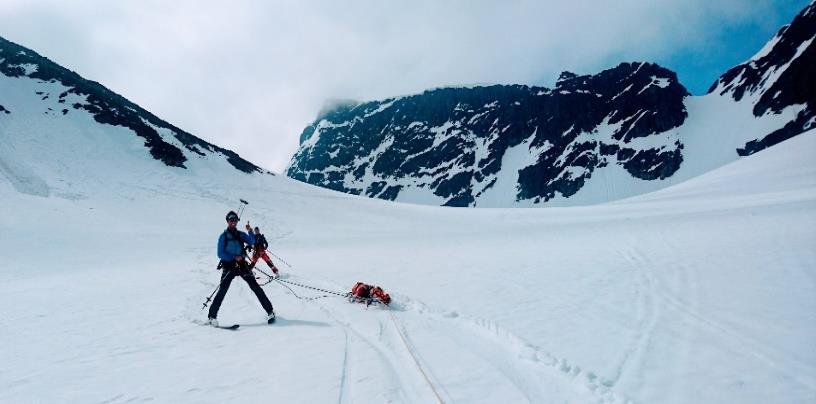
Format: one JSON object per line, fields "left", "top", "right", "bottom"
{"left": 208, "top": 210, "right": 275, "bottom": 326}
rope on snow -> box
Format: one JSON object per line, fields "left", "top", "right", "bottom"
{"left": 254, "top": 267, "right": 349, "bottom": 301}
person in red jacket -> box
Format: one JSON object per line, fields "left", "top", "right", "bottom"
{"left": 247, "top": 225, "right": 280, "bottom": 278}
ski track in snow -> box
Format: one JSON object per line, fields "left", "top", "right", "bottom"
{"left": 188, "top": 255, "right": 635, "bottom": 404}
{"left": 652, "top": 264, "right": 815, "bottom": 390}
{"left": 3, "top": 126, "right": 815, "bottom": 403}
{"left": 259, "top": 270, "right": 635, "bottom": 404}
{"left": 337, "top": 328, "right": 351, "bottom": 404}
{"left": 409, "top": 301, "right": 631, "bottom": 403}
{"left": 609, "top": 246, "right": 659, "bottom": 389}
{"left": 314, "top": 302, "right": 411, "bottom": 403}
{"left": 609, "top": 232, "right": 816, "bottom": 398}
{"left": 243, "top": 204, "right": 632, "bottom": 402}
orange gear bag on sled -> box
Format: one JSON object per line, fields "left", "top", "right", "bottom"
{"left": 350, "top": 282, "right": 391, "bottom": 306}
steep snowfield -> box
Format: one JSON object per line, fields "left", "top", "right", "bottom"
{"left": 1, "top": 129, "right": 815, "bottom": 403}
{"left": 522, "top": 90, "right": 809, "bottom": 208}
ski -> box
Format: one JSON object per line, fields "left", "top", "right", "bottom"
{"left": 216, "top": 324, "right": 240, "bottom": 330}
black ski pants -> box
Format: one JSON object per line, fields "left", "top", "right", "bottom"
{"left": 208, "top": 259, "right": 274, "bottom": 319}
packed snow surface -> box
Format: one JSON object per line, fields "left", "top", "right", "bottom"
{"left": 1, "top": 130, "right": 815, "bottom": 403}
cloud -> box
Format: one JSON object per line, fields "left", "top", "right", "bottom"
{"left": 0, "top": 0, "right": 804, "bottom": 172}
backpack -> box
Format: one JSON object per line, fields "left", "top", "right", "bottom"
{"left": 222, "top": 229, "right": 246, "bottom": 255}
{"left": 351, "top": 282, "right": 371, "bottom": 298}
{"left": 371, "top": 286, "right": 391, "bottom": 305}
{"left": 254, "top": 234, "right": 268, "bottom": 251}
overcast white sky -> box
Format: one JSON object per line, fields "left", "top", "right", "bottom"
{"left": 0, "top": 0, "right": 807, "bottom": 172}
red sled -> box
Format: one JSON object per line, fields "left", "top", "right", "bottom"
{"left": 350, "top": 282, "right": 391, "bottom": 306}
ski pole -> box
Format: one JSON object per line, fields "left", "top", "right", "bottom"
{"left": 201, "top": 263, "right": 230, "bottom": 310}
{"left": 236, "top": 198, "right": 249, "bottom": 219}
{"left": 201, "top": 284, "right": 219, "bottom": 310}
{"left": 268, "top": 251, "right": 292, "bottom": 268}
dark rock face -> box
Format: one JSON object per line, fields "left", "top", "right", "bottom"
{"left": 288, "top": 2, "right": 815, "bottom": 207}
{"left": 288, "top": 62, "right": 689, "bottom": 206}
{"left": 710, "top": 2, "right": 816, "bottom": 156}
{"left": 0, "top": 36, "right": 262, "bottom": 173}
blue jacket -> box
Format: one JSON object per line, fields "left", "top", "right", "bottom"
{"left": 218, "top": 229, "right": 256, "bottom": 262}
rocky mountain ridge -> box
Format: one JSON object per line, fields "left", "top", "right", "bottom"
{"left": 0, "top": 36, "right": 263, "bottom": 174}
{"left": 287, "top": 1, "right": 815, "bottom": 207}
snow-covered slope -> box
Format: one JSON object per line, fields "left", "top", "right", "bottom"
{"left": 0, "top": 35, "right": 266, "bottom": 201}
{"left": 709, "top": 1, "right": 816, "bottom": 156}
{"left": 2, "top": 103, "right": 814, "bottom": 404}
{"left": 0, "top": 9, "right": 814, "bottom": 404}
{"left": 286, "top": 1, "right": 816, "bottom": 207}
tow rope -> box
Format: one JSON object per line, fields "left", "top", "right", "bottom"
{"left": 273, "top": 279, "right": 340, "bottom": 301}
{"left": 253, "top": 268, "right": 350, "bottom": 301}
{"left": 276, "top": 278, "right": 351, "bottom": 298}
{"left": 273, "top": 278, "right": 388, "bottom": 306}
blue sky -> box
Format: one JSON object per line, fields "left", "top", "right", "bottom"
{"left": 660, "top": 0, "right": 810, "bottom": 94}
